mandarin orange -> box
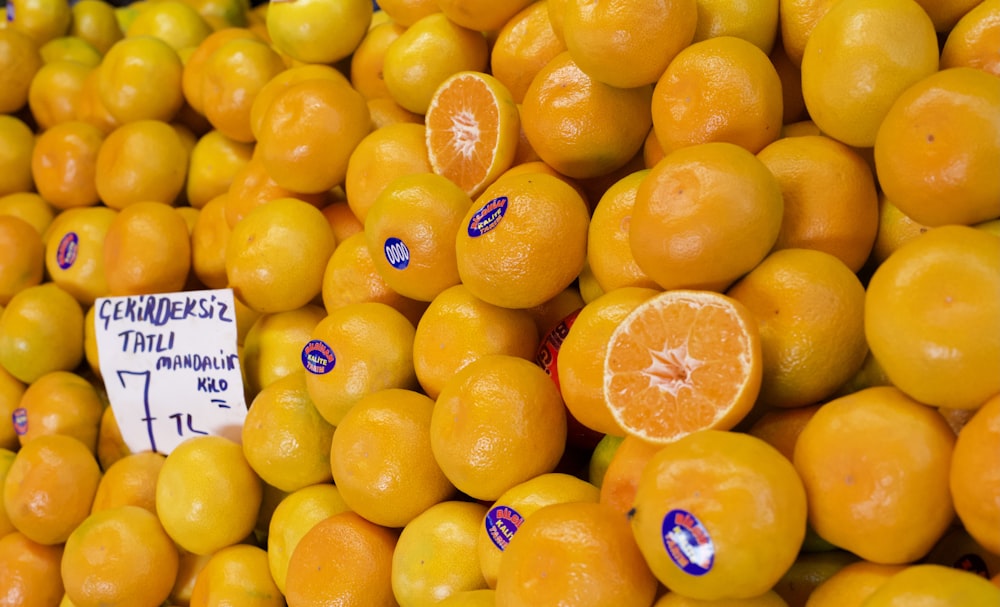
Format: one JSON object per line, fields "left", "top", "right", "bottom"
{"left": 411, "top": 283, "right": 539, "bottom": 399}
{"left": 489, "top": 1, "right": 566, "bottom": 103}
{"left": 425, "top": 71, "right": 520, "bottom": 198}
{"left": 392, "top": 500, "right": 488, "bottom": 605}
{"left": 941, "top": 0, "right": 1000, "bottom": 76}
{"left": 284, "top": 511, "right": 398, "bottom": 607}
{"left": 799, "top": 0, "right": 939, "bottom": 148}
{"left": 381, "top": 12, "right": 489, "bottom": 115}
{"left": 874, "top": 67, "right": 1000, "bottom": 227}
{"left": 561, "top": 0, "right": 697, "bottom": 89}
{"left": 255, "top": 77, "right": 372, "bottom": 195}
{"left": 793, "top": 386, "right": 957, "bottom": 564}
{"left": 650, "top": 36, "right": 783, "bottom": 155}
{"left": 495, "top": 501, "right": 658, "bottom": 607}
{"left": 455, "top": 170, "right": 590, "bottom": 309}
{"left": 756, "top": 134, "right": 879, "bottom": 272}
{"left": 0, "top": 531, "right": 65, "bottom": 607}
{"left": 632, "top": 430, "right": 807, "bottom": 600}
{"left": 603, "top": 290, "right": 763, "bottom": 444}
{"left": 330, "top": 388, "right": 455, "bottom": 528}
{"left": 865, "top": 225, "right": 1000, "bottom": 410}
{"left": 520, "top": 51, "right": 652, "bottom": 179}
{"left": 364, "top": 172, "right": 472, "bottom": 301}
{"left": 429, "top": 354, "right": 567, "bottom": 501}
{"left": 950, "top": 393, "right": 1000, "bottom": 555}
{"left": 0, "top": 215, "right": 44, "bottom": 306}
{"left": 629, "top": 142, "right": 783, "bottom": 292}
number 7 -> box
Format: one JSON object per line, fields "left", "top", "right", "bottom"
{"left": 116, "top": 370, "right": 158, "bottom": 453}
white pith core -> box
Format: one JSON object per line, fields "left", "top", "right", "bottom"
{"left": 643, "top": 341, "right": 704, "bottom": 397}
{"left": 449, "top": 109, "right": 480, "bottom": 158}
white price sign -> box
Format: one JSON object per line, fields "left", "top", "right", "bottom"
{"left": 94, "top": 288, "right": 247, "bottom": 455}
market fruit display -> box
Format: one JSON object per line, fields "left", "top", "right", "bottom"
{"left": 1, "top": 0, "right": 1000, "bottom": 605}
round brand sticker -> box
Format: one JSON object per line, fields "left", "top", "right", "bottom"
{"left": 12, "top": 408, "right": 27, "bottom": 436}
{"left": 484, "top": 505, "right": 524, "bottom": 551}
{"left": 301, "top": 339, "right": 336, "bottom": 375}
{"left": 467, "top": 196, "right": 508, "bottom": 237}
{"left": 56, "top": 232, "right": 79, "bottom": 270}
{"left": 535, "top": 308, "right": 581, "bottom": 391}
{"left": 384, "top": 237, "right": 410, "bottom": 270}
{"left": 661, "top": 509, "right": 715, "bottom": 576}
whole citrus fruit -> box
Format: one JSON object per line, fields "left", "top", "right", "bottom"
{"left": 155, "top": 435, "right": 263, "bottom": 555}
{"left": 0, "top": 215, "right": 44, "bottom": 306}
{"left": 631, "top": 430, "right": 807, "bottom": 600}
{"left": 3, "top": 433, "right": 101, "bottom": 546}
{"left": 0, "top": 531, "right": 65, "bottom": 607}
{"left": 61, "top": 505, "right": 179, "bottom": 607}
{"left": 495, "top": 501, "right": 659, "bottom": 607}
{"left": 651, "top": 35, "right": 784, "bottom": 155}
{"left": 102, "top": 200, "right": 192, "bottom": 296}
{"left": 391, "top": 500, "right": 489, "bottom": 606}
{"left": 15, "top": 369, "right": 103, "bottom": 453}
{"left": 303, "top": 301, "right": 418, "bottom": 425}
{"left": 284, "top": 511, "right": 398, "bottom": 607}
{"left": 226, "top": 197, "right": 336, "bottom": 314}
{"left": 950, "top": 393, "right": 1000, "bottom": 555}
{"left": 411, "top": 283, "right": 540, "bottom": 399}
{"left": 873, "top": 67, "right": 1000, "bottom": 227}
{"left": 329, "top": 388, "right": 455, "bottom": 528}
{"left": 429, "top": 354, "right": 567, "bottom": 501}
{"left": 0, "top": 282, "right": 84, "bottom": 383}
{"left": 756, "top": 134, "right": 879, "bottom": 272}
{"left": 799, "top": 0, "right": 939, "bottom": 148}
{"left": 255, "top": 77, "right": 372, "bottom": 195}
{"left": 266, "top": 0, "right": 372, "bottom": 65}
{"left": 520, "top": 51, "right": 652, "bottom": 179}
{"left": 726, "top": 248, "right": 868, "bottom": 409}
{"left": 476, "top": 472, "right": 599, "bottom": 588}
{"left": 189, "top": 544, "right": 284, "bottom": 607}
{"left": 561, "top": 0, "right": 697, "bottom": 88}
{"left": 629, "top": 142, "right": 783, "bottom": 291}
{"left": 455, "top": 170, "right": 590, "bottom": 309}
{"left": 864, "top": 225, "right": 1000, "bottom": 410}
{"left": 793, "top": 386, "right": 957, "bottom": 564}
{"left": 242, "top": 370, "right": 336, "bottom": 493}
{"left": 266, "top": 483, "right": 350, "bottom": 594}
{"left": 862, "top": 564, "right": 1000, "bottom": 606}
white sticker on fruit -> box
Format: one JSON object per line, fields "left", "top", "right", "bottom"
{"left": 94, "top": 288, "right": 247, "bottom": 455}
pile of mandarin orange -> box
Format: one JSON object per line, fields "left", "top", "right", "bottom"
{"left": 0, "top": 0, "right": 999, "bottom": 605}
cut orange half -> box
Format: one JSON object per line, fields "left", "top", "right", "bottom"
{"left": 603, "top": 289, "right": 762, "bottom": 444}
{"left": 425, "top": 70, "right": 521, "bottom": 198}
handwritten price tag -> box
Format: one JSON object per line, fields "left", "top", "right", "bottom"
{"left": 94, "top": 288, "right": 247, "bottom": 455}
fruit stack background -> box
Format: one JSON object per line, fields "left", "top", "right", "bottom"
{"left": 0, "top": 0, "right": 998, "bottom": 606}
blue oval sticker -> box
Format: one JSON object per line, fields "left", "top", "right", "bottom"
{"left": 384, "top": 237, "right": 410, "bottom": 270}
{"left": 484, "top": 504, "right": 524, "bottom": 551}
{"left": 662, "top": 509, "right": 715, "bottom": 576}
{"left": 301, "top": 339, "right": 336, "bottom": 375}
{"left": 12, "top": 408, "right": 27, "bottom": 436}
{"left": 56, "top": 232, "right": 79, "bottom": 270}
{"left": 467, "top": 196, "right": 508, "bottom": 237}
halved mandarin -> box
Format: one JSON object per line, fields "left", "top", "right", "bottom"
{"left": 603, "top": 289, "right": 762, "bottom": 444}
{"left": 425, "top": 71, "right": 520, "bottom": 198}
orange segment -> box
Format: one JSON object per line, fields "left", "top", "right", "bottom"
{"left": 425, "top": 71, "right": 520, "bottom": 198}
{"left": 603, "top": 289, "right": 762, "bottom": 444}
